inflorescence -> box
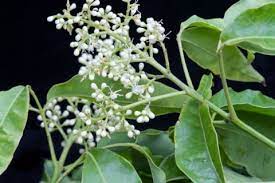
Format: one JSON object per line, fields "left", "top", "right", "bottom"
{"left": 40, "top": 0, "right": 167, "bottom": 150}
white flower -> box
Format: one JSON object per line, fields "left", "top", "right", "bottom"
{"left": 44, "top": 0, "right": 170, "bottom": 147}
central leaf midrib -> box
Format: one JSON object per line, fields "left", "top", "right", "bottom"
{"left": 0, "top": 87, "right": 24, "bottom": 127}
{"left": 198, "top": 108, "right": 223, "bottom": 182}
{"left": 87, "top": 152, "right": 108, "bottom": 183}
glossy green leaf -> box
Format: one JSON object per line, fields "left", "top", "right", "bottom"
{"left": 221, "top": 0, "right": 275, "bottom": 55}
{"left": 216, "top": 111, "right": 275, "bottom": 181}
{"left": 82, "top": 148, "right": 142, "bottom": 183}
{"left": 175, "top": 75, "right": 224, "bottom": 182}
{"left": 179, "top": 16, "right": 264, "bottom": 83}
{"left": 224, "top": 167, "right": 262, "bottom": 182}
{"left": 47, "top": 75, "right": 188, "bottom": 117}
{"left": 175, "top": 100, "right": 225, "bottom": 183}
{"left": 179, "top": 15, "right": 224, "bottom": 32}
{"left": 0, "top": 86, "right": 29, "bottom": 175}
{"left": 136, "top": 129, "right": 174, "bottom": 157}
{"left": 211, "top": 89, "right": 275, "bottom": 117}
{"left": 97, "top": 132, "right": 135, "bottom": 148}
{"left": 159, "top": 154, "right": 188, "bottom": 182}
{"left": 128, "top": 145, "right": 166, "bottom": 183}
{"left": 104, "top": 143, "right": 166, "bottom": 183}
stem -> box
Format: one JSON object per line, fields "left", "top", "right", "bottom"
{"left": 218, "top": 50, "right": 238, "bottom": 120}
{"left": 146, "top": 57, "right": 275, "bottom": 150}
{"left": 57, "top": 155, "right": 85, "bottom": 183}
{"left": 122, "top": 91, "right": 186, "bottom": 111}
{"left": 29, "top": 106, "right": 40, "bottom": 113}
{"left": 29, "top": 88, "right": 58, "bottom": 163}
{"left": 160, "top": 41, "right": 171, "bottom": 72}
{"left": 234, "top": 118, "right": 275, "bottom": 149}
{"left": 59, "top": 135, "right": 77, "bottom": 169}
{"left": 55, "top": 123, "right": 68, "bottom": 141}
{"left": 82, "top": 19, "right": 275, "bottom": 150}
{"left": 177, "top": 33, "right": 194, "bottom": 88}
{"left": 28, "top": 87, "right": 60, "bottom": 182}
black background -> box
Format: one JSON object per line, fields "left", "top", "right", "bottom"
{"left": 0, "top": 0, "right": 274, "bottom": 182}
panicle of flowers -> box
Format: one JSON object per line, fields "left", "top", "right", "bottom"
{"left": 44, "top": 0, "right": 167, "bottom": 145}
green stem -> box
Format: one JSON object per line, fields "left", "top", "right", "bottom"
{"left": 121, "top": 91, "right": 186, "bottom": 111}
{"left": 146, "top": 56, "right": 275, "bottom": 150}
{"left": 28, "top": 87, "right": 60, "bottom": 182}
{"left": 177, "top": 33, "right": 194, "bottom": 88}
{"left": 82, "top": 18, "right": 275, "bottom": 150}
{"left": 59, "top": 135, "right": 77, "bottom": 169}
{"left": 234, "top": 118, "right": 275, "bottom": 149}
{"left": 160, "top": 41, "right": 171, "bottom": 72}
{"left": 57, "top": 154, "right": 85, "bottom": 183}
{"left": 218, "top": 50, "right": 238, "bottom": 120}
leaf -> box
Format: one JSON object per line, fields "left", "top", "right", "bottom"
{"left": 135, "top": 129, "right": 174, "bottom": 157}
{"left": 179, "top": 15, "right": 264, "bottom": 83}
{"left": 197, "top": 74, "right": 213, "bottom": 100}
{"left": 0, "top": 86, "right": 29, "bottom": 175}
{"left": 41, "top": 160, "right": 54, "bottom": 182}
{"left": 216, "top": 111, "right": 275, "bottom": 181}
{"left": 47, "top": 75, "right": 188, "bottom": 117}
{"left": 97, "top": 132, "right": 135, "bottom": 148}
{"left": 159, "top": 154, "right": 188, "bottom": 182}
{"left": 211, "top": 88, "right": 275, "bottom": 117}
{"left": 224, "top": 167, "right": 262, "bottom": 182}
{"left": 175, "top": 101, "right": 225, "bottom": 183}
{"left": 175, "top": 75, "right": 224, "bottom": 182}
{"left": 82, "top": 148, "right": 142, "bottom": 183}
{"left": 104, "top": 143, "right": 166, "bottom": 183}
{"left": 179, "top": 15, "right": 224, "bottom": 32}
{"left": 221, "top": 0, "right": 275, "bottom": 55}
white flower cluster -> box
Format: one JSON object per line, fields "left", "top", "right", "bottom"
{"left": 38, "top": 96, "right": 142, "bottom": 148}
{"left": 45, "top": 0, "right": 167, "bottom": 147}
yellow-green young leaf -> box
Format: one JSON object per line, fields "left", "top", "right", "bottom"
{"left": 0, "top": 86, "right": 29, "bottom": 175}
{"left": 82, "top": 148, "right": 142, "bottom": 183}
{"left": 216, "top": 111, "right": 275, "bottom": 181}
{"left": 179, "top": 15, "right": 264, "bottom": 83}
{"left": 175, "top": 101, "right": 225, "bottom": 183}
{"left": 211, "top": 89, "right": 275, "bottom": 117}
{"left": 221, "top": 0, "right": 275, "bottom": 55}
{"left": 47, "top": 75, "right": 188, "bottom": 117}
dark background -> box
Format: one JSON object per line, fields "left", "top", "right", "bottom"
{"left": 0, "top": 0, "right": 274, "bottom": 182}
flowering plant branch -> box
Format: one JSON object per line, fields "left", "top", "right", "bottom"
{"left": 1, "top": 0, "right": 275, "bottom": 182}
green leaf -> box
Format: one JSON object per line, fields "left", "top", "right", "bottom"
{"left": 221, "top": 0, "right": 275, "bottom": 55}
{"left": 97, "top": 132, "right": 135, "bottom": 148}
{"left": 0, "top": 86, "right": 29, "bottom": 175}
{"left": 135, "top": 129, "right": 174, "bottom": 157}
{"left": 175, "top": 100, "right": 225, "bottom": 183}
{"left": 47, "top": 75, "right": 188, "bottom": 117}
{"left": 179, "top": 15, "right": 264, "bottom": 83}
{"left": 216, "top": 111, "right": 275, "bottom": 181}
{"left": 211, "top": 89, "right": 275, "bottom": 117}
{"left": 197, "top": 74, "right": 213, "bottom": 100}
{"left": 224, "top": 167, "right": 262, "bottom": 182}
{"left": 159, "top": 154, "right": 188, "bottom": 182}
{"left": 104, "top": 143, "right": 166, "bottom": 183}
{"left": 82, "top": 148, "right": 142, "bottom": 183}
{"left": 41, "top": 160, "right": 54, "bottom": 182}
